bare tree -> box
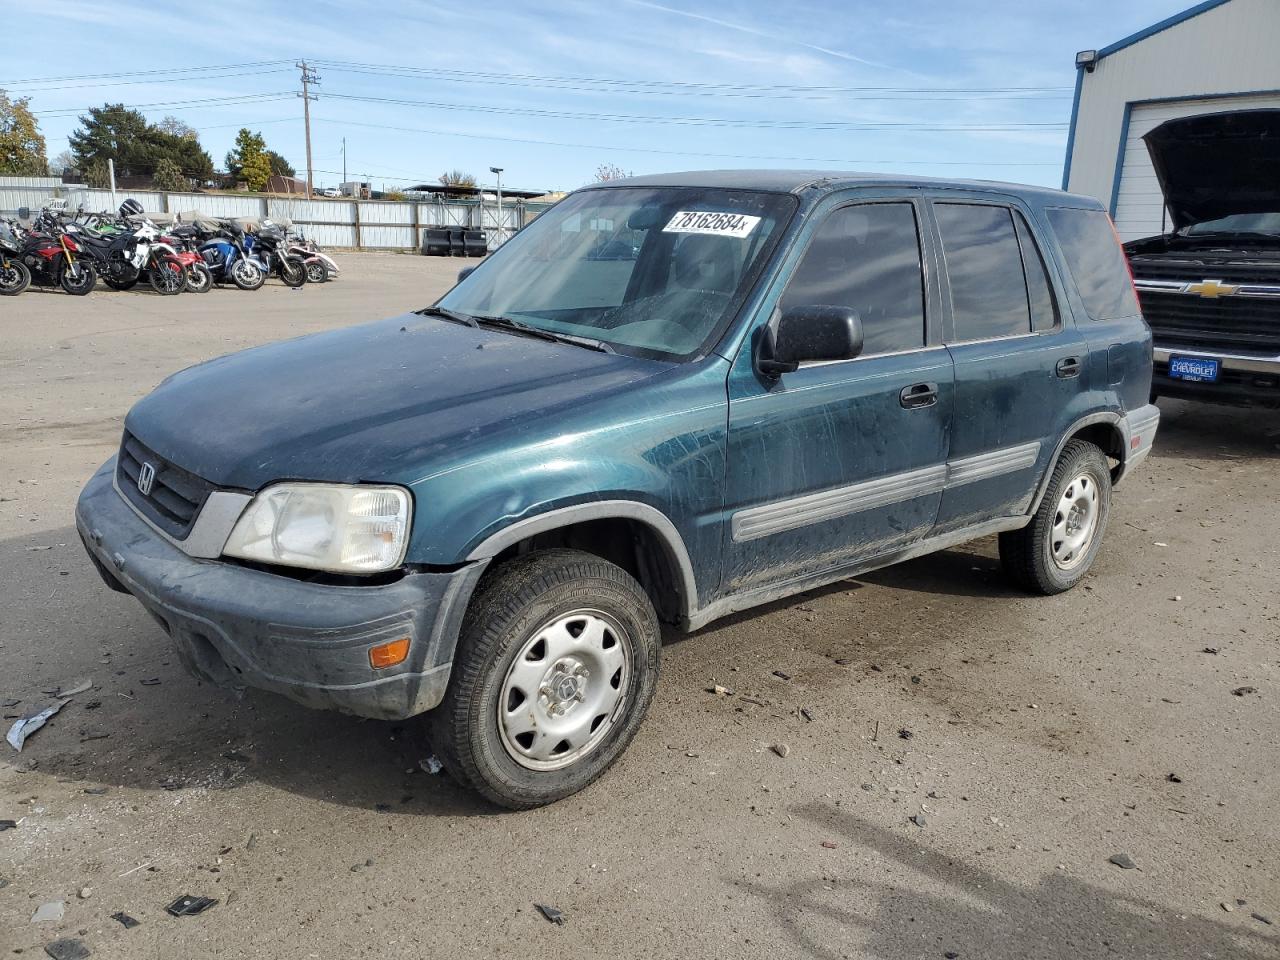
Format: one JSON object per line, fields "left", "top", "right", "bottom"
{"left": 439, "top": 169, "right": 478, "bottom": 188}
{"left": 48, "top": 149, "right": 75, "bottom": 174}
{"left": 156, "top": 115, "right": 198, "bottom": 141}
{"left": 594, "top": 162, "right": 632, "bottom": 182}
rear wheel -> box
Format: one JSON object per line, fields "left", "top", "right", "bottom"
{"left": 1000, "top": 439, "right": 1111, "bottom": 594}
{"left": 429, "top": 549, "right": 661, "bottom": 809}
{"left": 0, "top": 259, "right": 30, "bottom": 295}
{"left": 58, "top": 260, "right": 96, "bottom": 295}
{"left": 305, "top": 260, "right": 328, "bottom": 283}
{"left": 149, "top": 257, "right": 185, "bottom": 296}
{"left": 184, "top": 262, "right": 213, "bottom": 293}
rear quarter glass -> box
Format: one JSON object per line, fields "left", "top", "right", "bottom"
{"left": 1045, "top": 207, "right": 1140, "bottom": 320}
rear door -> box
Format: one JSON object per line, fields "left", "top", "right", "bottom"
{"left": 723, "top": 194, "right": 953, "bottom": 594}
{"left": 927, "top": 196, "right": 1088, "bottom": 533}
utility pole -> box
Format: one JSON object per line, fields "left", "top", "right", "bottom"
{"left": 341, "top": 137, "right": 346, "bottom": 186}
{"left": 489, "top": 166, "right": 504, "bottom": 246}
{"left": 297, "top": 60, "right": 320, "bottom": 199}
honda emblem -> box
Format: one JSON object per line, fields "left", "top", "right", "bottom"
{"left": 137, "top": 461, "right": 156, "bottom": 497}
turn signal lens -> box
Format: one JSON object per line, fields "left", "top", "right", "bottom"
{"left": 369, "top": 637, "right": 411, "bottom": 669}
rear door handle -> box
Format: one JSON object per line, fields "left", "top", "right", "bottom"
{"left": 899, "top": 382, "right": 938, "bottom": 409}
{"left": 1056, "top": 356, "right": 1081, "bottom": 379}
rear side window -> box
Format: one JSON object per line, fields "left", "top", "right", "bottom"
{"left": 1013, "top": 211, "right": 1058, "bottom": 332}
{"left": 935, "top": 203, "right": 1029, "bottom": 341}
{"left": 1045, "top": 207, "right": 1140, "bottom": 319}
{"left": 779, "top": 202, "right": 925, "bottom": 356}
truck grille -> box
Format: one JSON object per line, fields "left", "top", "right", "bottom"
{"left": 1137, "top": 292, "right": 1280, "bottom": 353}
{"left": 116, "top": 431, "right": 216, "bottom": 539}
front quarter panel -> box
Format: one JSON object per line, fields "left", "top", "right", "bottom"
{"left": 402, "top": 359, "right": 731, "bottom": 610}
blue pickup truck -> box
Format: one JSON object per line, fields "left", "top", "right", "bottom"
{"left": 77, "top": 171, "right": 1158, "bottom": 808}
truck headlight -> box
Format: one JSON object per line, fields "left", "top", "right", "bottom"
{"left": 222, "top": 484, "right": 411, "bottom": 574}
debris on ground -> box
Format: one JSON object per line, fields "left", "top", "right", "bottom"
{"left": 771, "top": 743, "right": 791, "bottom": 758}
{"left": 909, "top": 814, "right": 928, "bottom": 828}
{"left": 7, "top": 699, "right": 70, "bottom": 751}
{"left": 109, "top": 912, "right": 139, "bottom": 929}
{"left": 820, "top": 841, "right": 837, "bottom": 849}
{"left": 43, "top": 938, "right": 91, "bottom": 960}
{"left": 1108, "top": 853, "right": 1138, "bottom": 870}
{"left": 420, "top": 755, "right": 444, "bottom": 775}
{"left": 1252, "top": 912, "right": 1273, "bottom": 926}
{"left": 771, "top": 670, "right": 791, "bottom": 681}
{"left": 707, "top": 685, "right": 733, "bottom": 697}
{"left": 0, "top": 819, "right": 17, "bottom": 831}
{"left": 535, "top": 903, "right": 566, "bottom": 925}
{"left": 1221, "top": 902, "right": 1235, "bottom": 912}
{"left": 1166, "top": 773, "right": 1183, "bottom": 783}
{"left": 77, "top": 886, "right": 92, "bottom": 899}
{"left": 31, "top": 901, "right": 65, "bottom": 923}
{"left": 221, "top": 751, "right": 250, "bottom": 763}
{"left": 46, "top": 679, "right": 92, "bottom": 698}
{"left": 1202, "top": 647, "right": 1219, "bottom": 655}
{"left": 945, "top": 952, "right": 960, "bottom": 959}
{"left": 800, "top": 708, "right": 815, "bottom": 722}
{"left": 1232, "top": 686, "right": 1257, "bottom": 697}
{"left": 165, "top": 895, "right": 218, "bottom": 917}
{"left": 83, "top": 788, "right": 107, "bottom": 796}
{"left": 898, "top": 728, "right": 914, "bottom": 740}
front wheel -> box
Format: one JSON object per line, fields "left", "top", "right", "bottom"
{"left": 305, "top": 260, "right": 328, "bottom": 283}
{"left": 185, "top": 262, "right": 213, "bottom": 293}
{"left": 149, "top": 257, "right": 185, "bottom": 296}
{"left": 278, "top": 255, "right": 307, "bottom": 288}
{"left": 0, "top": 259, "right": 31, "bottom": 295}
{"left": 1000, "top": 439, "right": 1112, "bottom": 594}
{"left": 230, "top": 258, "right": 265, "bottom": 291}
{"left": 428, "top": 549, "right": 661, "bottom": 809}
{"left": 58, "top": 260, "right": 96, "bottom": 296}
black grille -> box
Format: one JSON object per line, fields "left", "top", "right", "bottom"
{"left": 1129, "top": 258, "right": 1280, "bottom": 285}
{"left": 1138, "top": 291, "right": 1280, "bottom": 353}
{"left": 116, "top": 431, "right": 216, "bottom": 539}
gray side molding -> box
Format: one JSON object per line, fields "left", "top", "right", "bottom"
{"left": 465, "top": 500, "right": 700, "bottom": 618}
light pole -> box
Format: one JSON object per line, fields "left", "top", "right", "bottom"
{"left": 489, "top": 166, "right": 504, "bottom": 246}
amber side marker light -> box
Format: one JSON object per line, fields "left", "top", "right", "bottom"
{"left": 369, "top": 637, "right": 411, "bottom": 669}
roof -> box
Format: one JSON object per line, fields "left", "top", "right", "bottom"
{"left": 1095, "top": 0, "right": 1233, "bottom": 61}
{"left": 588, "top": 168, "right": 1081, "bottom": 203}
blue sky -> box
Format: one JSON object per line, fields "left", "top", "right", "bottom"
{"left": 6, "top": 0, "right": 1194, "bottom": 193}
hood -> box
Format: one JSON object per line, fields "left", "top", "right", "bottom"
{"left": 1143, "top": 109, "right": 1280, "bottom": 231}
{"left": 126, "top": 314, "right": 667, "bottom": 490}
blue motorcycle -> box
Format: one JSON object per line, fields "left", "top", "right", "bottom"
{"left": 197, "top": 221, "right": 266, "bottom": 290}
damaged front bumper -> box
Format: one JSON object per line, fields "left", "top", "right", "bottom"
{"left": 75, "top": 459, "right": 484, "bottom": 720}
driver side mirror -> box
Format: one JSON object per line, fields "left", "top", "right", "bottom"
{"left": 758, "top": 305, "right": 863, "bottom": 377}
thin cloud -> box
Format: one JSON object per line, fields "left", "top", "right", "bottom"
{"left": 624, "top": 0, "right": 897, "bottom": 70}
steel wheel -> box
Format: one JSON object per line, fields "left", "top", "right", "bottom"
{"left": 0, "top": 259, "right": 30, "bottom": 295}
{"left": 230, "top": 258, "right": 265, "bottom": 290}
{"left": 498, "top": 609, "right": 631, "bottom": 771}
{"left": 149, "top": 258, "right": 185, "bottom": 296}
{"left": 185, "top": 262, "right": 213, "bottom": 293}
{"left": 305, "top": 260, "right": 328, "bottom": 283}
{"left": 1050, "top": 473, "right": 1099, "bottom": 570}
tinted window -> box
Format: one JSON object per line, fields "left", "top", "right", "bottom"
{"left": 1046, "top": 207, "right": 1140, "bottom": 320}
{"left": 935, "top": 203, "right": 1029, "bottom": 341}
{"left": 1014, "top": 211, "right": 1058, "bottom": 332}
{"left": 779, "top": 203, "right": 925, "bottom": 356}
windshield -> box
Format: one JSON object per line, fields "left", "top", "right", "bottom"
{"left": 437, "top": 186, "right": 797, "bottom": 360}
{"left": 1183, "top": 212, "right": 1280, "bottom": 237}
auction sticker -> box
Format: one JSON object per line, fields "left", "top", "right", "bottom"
{"left": 663, "top": 210, "right": 761, "bottom": 238}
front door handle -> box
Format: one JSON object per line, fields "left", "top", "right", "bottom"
{"left": 1056, "top": 356, "right": 1081, "bottom": 379}
{"left": 899, "top": 382, "right": 938, "bottom": 409}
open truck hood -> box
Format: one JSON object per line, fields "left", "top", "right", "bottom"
{"left": 1144, "top": 109, "right": 1280, "bottom": 231}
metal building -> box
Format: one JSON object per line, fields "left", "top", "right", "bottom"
{"left": 1062, "top": 0, "right": 1280, "bottom": 241}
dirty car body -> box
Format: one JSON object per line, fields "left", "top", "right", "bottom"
{"left": 1125, "top": 109, "right": 1280, "bottom": 407}
{"left": 78, "top": 170, "right": 1157, "bottom": 806}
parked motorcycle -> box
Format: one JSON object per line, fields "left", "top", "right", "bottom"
{"left": 70, "top": 210, "right": 187, "bottom": 296}
{"left": 161, "top": 225, "right": 214, "bottom": 293}
{"left": 0, "top": 221, "right": 31, "bottom": 295}
{"left": 287, "top": 230, "right": 339, "bottom": 283}
{"left": 245, "top": 220, "right": 306, "bottom": 288}
{"left": 198, "top": 222, "right": 267, "bottom": 290}
{"left": 20, "top": 211, "right": 97, "bottom": 295}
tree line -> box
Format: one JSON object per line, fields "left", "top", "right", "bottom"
{"left": 1, "top": 90, "right": 294, "bottom": 192}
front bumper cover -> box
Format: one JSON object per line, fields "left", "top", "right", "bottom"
{"left": 76, "top": 459, "right": 485, "bottom": 720}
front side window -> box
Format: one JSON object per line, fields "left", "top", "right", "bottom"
{"left": 935, "top": 203, "right": 1032, "bottom": 342}
{"left": 779, "top": 202, "right": 926, "bottom": 356}
{"left": 438, "top": 187, "right": 796, "bottom": 360}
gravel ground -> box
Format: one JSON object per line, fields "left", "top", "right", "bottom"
{"left": 1, "top": 253, "right": 1277, "bottom": 959}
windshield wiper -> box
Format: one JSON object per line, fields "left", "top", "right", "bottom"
{"left": 417, "top": 306, "right": 479, "bottom": 328}
{"left": 472, "top": 315, "right": 615, "bottom": 354}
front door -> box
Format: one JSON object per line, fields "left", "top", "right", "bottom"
{"left": 724, "top": 197, "right": 953, "bottom": 595}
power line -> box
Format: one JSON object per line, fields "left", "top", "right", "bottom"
{"left": 0, "top": 60, "right": 293, "bottom": 86}
{"left": 319, "top": 92, "right": 1068, "bottom": 131}
{"left": 312, "top": 116, "right": 1060, "bottom": 167}
{"left": 7, "top": 68, "right": 294, "bottom": 94}
{"left": 32, "top": 93, "right": 298, "bottom": 117}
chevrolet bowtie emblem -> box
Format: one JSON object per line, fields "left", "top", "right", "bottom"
{"left": 1185, "top": 279, "right": 1238, "bottom": 298}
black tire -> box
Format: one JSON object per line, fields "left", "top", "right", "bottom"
{"left": 185, "top": 262, "right": 213, "bottom": 293}
{"left": 58, "top": 260, "right": 96, "bottom": 295}
{"left": 103, "top": 265, "right": 139, "bottom": 291}
{"left": 149, "top": 257, "right": 185, "bottom": 296}
{"left": 428, "top": 549, "right": 661, "bottom": 809}
{"left": 305, "top": 260, "right": 328, "bottom": 283}
{"left": 1000, "top": 439, "right": 1112, "bottom": 595}
{"left": 0, "top": 259, "right": 30, "bottom": 295}
{"left": 230, "top": 258, "right": 265, "bottom": 291}
{"left": 279, "top": 255, "right": 307, "bottom": 288}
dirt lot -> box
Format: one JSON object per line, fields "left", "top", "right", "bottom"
{"left": 1, "top": 253, "right": 1277, "bottom": 959}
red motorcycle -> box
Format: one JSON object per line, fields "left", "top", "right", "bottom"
{"left": 163, "top": 225, "right": 215, "bottom": 293}
{"left": 21, "top": 211, "right": 97, "bottom": 295}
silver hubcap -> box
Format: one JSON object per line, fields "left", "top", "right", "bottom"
{"left": 498, "top": 610, "right": 630, "bottom": 771}
{"left": 1051, "top": 473, "right": 1099, "bottom": 570}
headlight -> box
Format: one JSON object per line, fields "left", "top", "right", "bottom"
{"left": 222, "top": 484, "right": 411, "bottom": 574}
